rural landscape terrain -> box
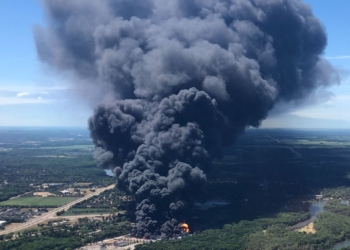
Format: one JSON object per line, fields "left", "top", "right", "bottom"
{"left": 1, "top": 127, "right": 350, "bottom": 249}
{"left": 1, "top": 0, "right": 348, "bottom": 249}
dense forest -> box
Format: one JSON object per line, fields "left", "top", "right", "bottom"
{"left": 137, "top": 211, "right": 350, "bottom": 250}
{"left": 136, "top": 129, "right": 350, "bottom": 249}
{"left": 324, "top": 199, "right": 350, "bottom": 217}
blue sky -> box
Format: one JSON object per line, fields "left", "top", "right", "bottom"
{"left": 0, "top": 0, "right": 349, "bottom": 128}
{"left": 0, "top": 0, "right": 92, "bottom": 126}
{"left": 262, "top": 0, "right": 350, "bottom": 128}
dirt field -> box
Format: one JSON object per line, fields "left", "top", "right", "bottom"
{"left": 296, "top": 222, "right": 316, "bottom": 234}
{"left": 33, "top": 192, "right": 56, "bottom": 197}
{"left": 5, "top": 223, "right": 21, "bottom": 230}
{"left": 79, "top": 188, "right": 97, "bottom": 195}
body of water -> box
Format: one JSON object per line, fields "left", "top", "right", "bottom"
{"left": 333, "top": 239, "right": 350, "bottom": 250}
{"left": 289, "top": 199, "right": 350, "bottom": 249}
{"left": 289, "top": 200, "right": 327, "bottom": 230}
{"left": 104, "top": 169, "right": 115, "bottom": 177}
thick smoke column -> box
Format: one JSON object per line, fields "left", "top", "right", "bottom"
{"left": 34, "top": 0, "right": 339, "bottom": 237}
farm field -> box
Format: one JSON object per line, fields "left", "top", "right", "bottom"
{"left": 20, "top": 144, "right": 94, "bottom": 150}
{"left": 0, "top": 197, "right": 79, "bottom": 207}
{"left": 285, "top": 139, "right": 350, "bottom": 147}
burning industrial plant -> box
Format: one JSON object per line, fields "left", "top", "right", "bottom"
{"left": 34, "top": 0, "right": 339, "bottom": 238}
{"left": 180, "top": 223, "right": 190, "bottom": 234}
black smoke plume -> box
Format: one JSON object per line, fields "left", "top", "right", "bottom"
{"left": 34, "top": 0, "right": 339, "bottom": 237}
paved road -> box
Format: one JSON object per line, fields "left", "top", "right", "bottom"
{"left": 0, "top": 184, "right": 115, "bottom": 236}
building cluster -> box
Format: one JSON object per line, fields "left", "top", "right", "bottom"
{"left": 35, "top": 184, "right": 86, "bottom": 197}
{"left": 47, "top": 219, "right": 71, "bottom": 227}
{"left": 41, "top": 183, "right": 64, "bottom": 189}
{"left": 24, "top": 182, "right": 103, "bottom": 199}
{"left": 119, "top": 196, "right": 132, "bottom": 202}
{"left": 315, "top": 195, "right": 323, "bottom": 200}
{"left": 0, "top": 207, "right": 48, "bottom": 223}
{"left": 78, "top": 235, "right": 154, "bottom": 250}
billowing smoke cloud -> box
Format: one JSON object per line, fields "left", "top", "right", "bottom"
{"left": 34, "top": 0, "right": 339, "bottom": 237}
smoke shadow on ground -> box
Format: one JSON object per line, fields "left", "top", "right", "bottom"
{"left": 187, "top": 129, "right": 350, "bottom": 232}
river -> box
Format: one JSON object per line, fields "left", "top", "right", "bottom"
{"left": 333, "top": 239, "right": 350, "bottom": 250}
{"left": 288, "top": 200, "right": 327, "bottom": 230}
{"left": 289, "top": 199, "right": 350, "bottom": 249}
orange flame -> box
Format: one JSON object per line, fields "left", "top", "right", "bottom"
{"left": 179, "top": 223, "right": 190, "bottom": 233}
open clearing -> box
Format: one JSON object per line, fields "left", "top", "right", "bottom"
{"left": 296, "top": 222, "right": 316, "bottom": 234}
{"left": 33, "top": 192, "right": 56, "bottom": 197}
{"left": 0, "top": 197, "right": 79, "bottom": 207}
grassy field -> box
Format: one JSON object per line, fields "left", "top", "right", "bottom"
{"left": 0, "top": 197, "right": 79, "bottom": 207}
{"left": 60, "top": 208, "right": 118, "bottom": 216}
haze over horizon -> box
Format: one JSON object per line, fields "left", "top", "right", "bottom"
{"left": 0, "top": 0, "right": 350, "bottom": 128}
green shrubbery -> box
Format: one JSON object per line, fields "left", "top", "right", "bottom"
{"left": 136, "top": 211, "right": 350, "bottom": 250}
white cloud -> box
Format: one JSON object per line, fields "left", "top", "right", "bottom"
{"left": 326, "top": 55, "right": 350, "bottom": 60}
{"left": 0, "top": 97, "right": 53, "bottom": 105}
{"left": 16, "top": 92, "right": 29, "bottom": 97}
